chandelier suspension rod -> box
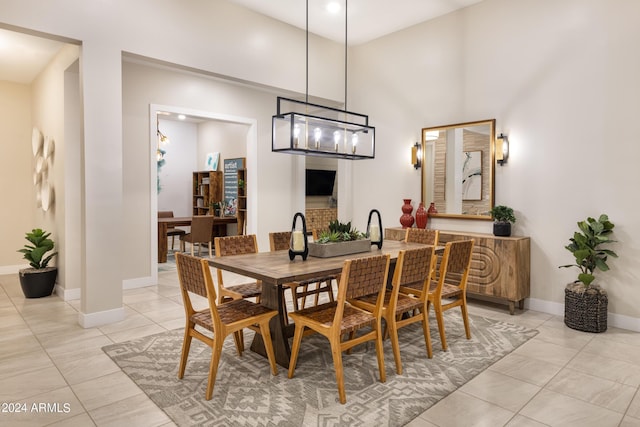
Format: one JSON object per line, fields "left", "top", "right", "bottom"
{"left": 344, "top": 0, "right": 348, "bottom": 111}
{"left": 305, "top": 0, "right": 309, "bottom": 105}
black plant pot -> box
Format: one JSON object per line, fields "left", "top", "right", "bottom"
{"left": 493, "top": 222, "right": 511, "bottom": 237}
{"left": 18, "top": 267, "right": 57, "bottom": 298}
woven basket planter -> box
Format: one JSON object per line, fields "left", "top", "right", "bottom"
{"left": 564, "top": 283, "right": 608, "bottom": 333}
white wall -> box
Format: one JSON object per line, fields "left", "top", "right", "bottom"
{"left": 349, "top": 0, "right": 640, "bottom": 328}
{"left": 157, "top": 119, "right": 197, "bottom": 217}
{"left": 0, "top": 81, "right": 33, "bottom": 271}
{"left": 2, "top": 0, "right": 639, "bottom": 329}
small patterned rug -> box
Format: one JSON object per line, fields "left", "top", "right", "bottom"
{"left": 103, "top": 312, "right": 537, "bottom": 426}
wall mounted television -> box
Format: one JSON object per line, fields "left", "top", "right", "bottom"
{"left": 305, "top": 169, "right": 336, "bottom": 196}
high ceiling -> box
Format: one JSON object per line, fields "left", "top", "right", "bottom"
{"left": 228, "top": 0, "right": 483, "bottom": 45}
{"left": 0, "top": 0, "right": 483, "bottom": 84}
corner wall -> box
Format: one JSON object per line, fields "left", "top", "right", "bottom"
{"left": 349, "top": 0, "right": 640, "bottom": 328}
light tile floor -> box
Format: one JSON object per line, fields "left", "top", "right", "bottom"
{"left": 1, "top": 263, "right": 639, "bottom": 427}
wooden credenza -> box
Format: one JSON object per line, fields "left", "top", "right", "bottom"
{"left": 385, "top": 227, "right": 530, "bottom": 314}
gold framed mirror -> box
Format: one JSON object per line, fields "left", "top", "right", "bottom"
{"left": 421, "top": 119, "right": 495, "bottom": 220}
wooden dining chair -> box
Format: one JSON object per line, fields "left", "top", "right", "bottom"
{"left": 180, "top": 215, "right": 215, "bottom": 257}
{"left": 213, "top": 234, "right": 262, "bottom": 304}
{"left": 405, "top": 227, "right": 439, "bottom": 246}
{"left": 158, "top": 210, "right": 186, "bottom": 250}
{"left": 400, "top": 239, "right": 475, "bottom": 351}
{"left": 349, "top": 246, "right": 436, "bottom": 374}
{"left": 175, "top": 252, "right": 278, "bottom": 400}
{"left": 269, "top": 231, "right": 335, "bottom": 314}
{"left": 288, "top": 254, "right": 390, "bottom": 404}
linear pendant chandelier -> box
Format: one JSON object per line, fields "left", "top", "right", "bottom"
{"left": 272, "top": 0, "right": 375, "bottom": 160}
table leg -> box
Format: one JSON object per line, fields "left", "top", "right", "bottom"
{"left": 158, "top": 223, "right": 168, "bottom": 263}
{"left": 250, "top": 281, "right": 292, "bottom": 368}
{"left": 508, "top": 301, "right": 515, "bottom": 315}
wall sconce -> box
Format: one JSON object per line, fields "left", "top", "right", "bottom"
{"left": 411, "top": 142, "right": 422, "bottom": 169}
{"left": 496, "top": 133, "right": 509, "bottom": 166}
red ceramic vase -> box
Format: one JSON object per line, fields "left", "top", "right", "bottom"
{"left": 427, "top": 202, "right": 438, "bottom": 214}
{"left": 415, "top": 202, "right": 428, "bottom": 229}
{"left": 400, "top": 199, "right": 415, "bottom": 228}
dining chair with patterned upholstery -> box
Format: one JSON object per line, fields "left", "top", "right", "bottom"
{"left": 404, "top": 227, "right": 439, "bottom": 246}
{"left": 158, "top": 210, "right": 186, "bottom": 251}
{"left": 269, "top": 231, "right": 335, "bottom": 315}
{"left": 400, "top": 239, "right": 475, "bottom": 351}
{"left": 349, "top": 246, "right": 436, "bottom": 374}
{"left": 213, "top": 234, "right": 262, "bottom": 305}
{"left": 288, "top": 254, "right": 390, "bottom": 404}
{"left": 179, "top": 215, "right": 215, "bottom": 257}
{"left": 175, "top": 252, "right": 278, "bottom": 400}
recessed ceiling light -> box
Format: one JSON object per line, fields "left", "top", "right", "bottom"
{"left": 327, "top": 2, "right": 341, "bottom": 14}
{"left": 178, "top": 114, "right": 186, "bottom": 120}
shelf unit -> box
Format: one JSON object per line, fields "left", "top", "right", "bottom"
{"left": 236, "top": 169, "right": 247, "bottom": 235}
{"left": 192, "top": 171, "right": 223, "bottom": 216}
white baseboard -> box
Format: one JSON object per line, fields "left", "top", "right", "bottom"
{"left": 55, "top": 285, "right": 81, "bottom": 301}
{"left": 0, "top": 264, "right": 28, "bottom": 275}
{"left": 78, "top": 306, "right": 125, "bottom": 328}
{"left": 608, "top": 312, "right": 640, "bottom": 332}
{"left": 123, "top": 276, "right": 154, "bottom": 290}
{"left": 526, "top": 297, "right": 640, "bottom": 332}
{"left": 526, "top": 297, "right": 564, "bottom": 316}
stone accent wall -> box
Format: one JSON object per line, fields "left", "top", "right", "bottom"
{"left": 305, "top": 208, "right": 337, "bottom": 233}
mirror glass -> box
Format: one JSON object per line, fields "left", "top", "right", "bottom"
{"left": 421, "top": 119, "right": 495, "bottom": 220}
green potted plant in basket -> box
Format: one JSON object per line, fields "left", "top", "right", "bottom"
{"left": 559, "top": 214, "right": 618, "bottom": 332}
{"left": 17, "top": 228, "right": 58, "bottom": 298}
{"left": 489, "top": 205, "right": 516, "bottom": 237}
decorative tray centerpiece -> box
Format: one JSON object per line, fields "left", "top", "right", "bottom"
{"left": 308, "top": 220, "right": 371, "bottom": 258}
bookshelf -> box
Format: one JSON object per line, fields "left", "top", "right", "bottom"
{"left": 192, "top": 171, "right": 223, "bottom": 216}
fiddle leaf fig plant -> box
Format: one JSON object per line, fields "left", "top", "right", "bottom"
{"left": 18, "top": 228, "right": 57, "bottom": 269}
{"left": 559, "top": 214, "right": 618, "bottom": 287}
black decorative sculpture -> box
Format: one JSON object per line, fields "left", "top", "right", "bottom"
{"left": 289, "top": 212, "right": 309, "bottom": 261}
{"left": 366, "top": 209, "right": 383, "bottom": 249}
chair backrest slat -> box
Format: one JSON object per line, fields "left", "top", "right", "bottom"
{"left": 269, "top": 231, "right": 290, "bottom": 252}
{"left": 438, "top": 240, "right": 474, "bottom": 290}
{"left": 343, "top": 255, "right": 390, "bottom": 300}
{"left": 190, "top": 215, "right": 215, "bottom": 243}
{"left": 396, "top": 246, "right": 434, "bottom": 288}
{"left": 176, "top": 251, "right": 214, "bottom": 300}
{"left": 405, "top": 228, "right": 439, "bottom": 246}
{"left": 215, "top": 234, "right": 258, "bottom": 256}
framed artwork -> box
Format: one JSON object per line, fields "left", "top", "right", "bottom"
{"left": 462, "top": 151, "right": 482, "bottom": 201}
{"left": 205, "top": 152, "right": 220, "bottom": 171}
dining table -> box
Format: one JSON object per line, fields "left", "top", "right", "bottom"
{"left": 207, "top": 239, "right": 439, "bottom": 368}
{"left": 157, "top": 216, "right": 237, "bottom": 263}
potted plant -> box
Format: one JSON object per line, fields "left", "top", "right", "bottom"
{"left": 489, "top": 205, "right": 516, "bottom": 236}
{"left": 211, "top": 201, "right": 222, "bottom": 217}
{"left": 17, "top": 228, "right": 58, "bottom": 298}
{"left": 559, "top": 214, "right": 618, "bottom": 332}
{"left": 309, "top": 220, "right": 369, "bottom": 258}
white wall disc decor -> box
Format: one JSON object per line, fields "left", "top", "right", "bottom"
{"left": 32, "top": 127, "right": 43, "bottom": 156}
{"left": 43, "top": 136, "right": 55, "bottom": 159}
{"left": 41, "top": 182, "right": 54, "bottom": 212}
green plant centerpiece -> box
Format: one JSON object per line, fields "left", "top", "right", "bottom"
{"left": 316, "top": 220, "right": 365, "bottom": 243}
{"left": 559, "top": 214, "right": 618, "bottom": 332}
{"left": 489, "top": 205, "right": 516, "bottom": 237}
{"left": 17, "top": 228, "right": 58, "bottom": 298}
{"left": 309, "top": 220, "right": 370, "bottom": 258}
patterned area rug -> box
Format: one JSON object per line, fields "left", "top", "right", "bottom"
{"left": 103, "top": 312, "right": 537, "bottom": 426}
